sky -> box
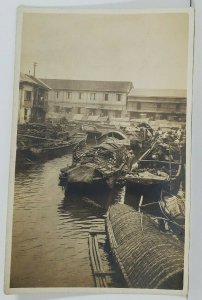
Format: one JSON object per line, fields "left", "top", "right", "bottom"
{"left": 20, "top": 11, "right": 189, "bottom": 89}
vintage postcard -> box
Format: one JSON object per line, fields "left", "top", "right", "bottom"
{"left": 4, "top": 7, "right": 194, "bottom": 295}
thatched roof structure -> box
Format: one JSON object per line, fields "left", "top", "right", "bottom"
{"left": 106, "top": 203, "right": 184, "bottom": 289}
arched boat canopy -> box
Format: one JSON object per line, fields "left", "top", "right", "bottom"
{"left": 98, "top": 131, "right": 127, "bottom": 141}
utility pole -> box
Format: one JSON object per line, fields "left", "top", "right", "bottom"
{"left": 33, "top": 62, "right": 38, "bottom": 77}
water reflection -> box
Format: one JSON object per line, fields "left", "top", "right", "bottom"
{"left": 10, "top": 153, "right": 125, "bottom": 288}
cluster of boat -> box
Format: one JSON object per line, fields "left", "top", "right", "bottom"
{"left": 58, "top": 123, "right": 186, "bottom": 289}
{"left": 16, "top": 122, "right": 87, "bottom": 166}
{"left": 16, "top": 120, "right": 186, "bottom": 289}
{"left": 59, "top": 125, "right": 186, "bottom": 232}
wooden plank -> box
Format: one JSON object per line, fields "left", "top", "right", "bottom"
{"left": 140, "top": 159, "right": 181, "bottom": 165}
{"left": 94, "top": 271, "right": 115, "bottom": 276}
{"left": 88, "top": 234, "right": 100, "bottom": 287}
{"left": 88, "top": 233, "right": 109, "bottom": 288}
{"left": 18, "top": 134, "right": 59, "bottom": 142}
{"left": 92, "top": 237, "right": 106, "bottom": 287}
{"left": 93, "top": 235, "right": 107, "bottom": 287}
{"left": 89, "top": 231, "right": 106, "bottom": 235}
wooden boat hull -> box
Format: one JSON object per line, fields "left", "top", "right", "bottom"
{"left": 16, "top": 136, "right": 87, "bottom": 164}
{"left": 123, "top": 140, "right": 183, "bottom": 194}
{"left": 124, "top": 175, "right": 181, "bottom": 195}
{"left": 59, "top": 138, "right": 127, "bottom": 198}
{"left": 64, "top": 181, "right": 113, "bottom": 208}
{"left": 15, "top": 148, "right": 35, "bottom": 166}
{"left": 106, "top": 203, "right": 184, "bottom": 289}
{"left": 29, "top": 142, "right": 77, "bottom": 160}
{"left": 159, "top": 190, "right": 185, "bottom": 238}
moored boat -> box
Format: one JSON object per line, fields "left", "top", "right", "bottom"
{"left": 159, "top": 188, "right": 185, "bottom": 238}
{"left": 16, "top": 132, "right": 87, "bottom": 164}
{"left": 59, "top": 137, "right": 127, "bottom": 201}
{"left": 106, "top": 203, "right": 184, "bottom": 289}
{"left": 121, "top": 140, "right": 182, "bottom": 195}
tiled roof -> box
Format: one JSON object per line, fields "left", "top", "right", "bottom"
{"left": 29, "top": 76, "right": 51, "bottom": 89}
{"left": 39, "top": 78, "right": 133, "bottom": 93}
{"left": 20, "top": 73, "right": 37, "bottom": 85}
{"left": 128, "top": 88, "right": 187, "bottom": 98}
{"left": 20, "top": 73, "right": 50, "bottom": 89}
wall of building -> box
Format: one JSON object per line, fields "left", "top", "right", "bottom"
{"left": 31, "top": 87, "right": 48, "bottom": 122}
{"left": 18, "top": 82, "right": 49, "bottom": 124}
{"left": 127, "top": 96, "right": 186, "bottom": 121}
{"left": 45, "top": 88, "right": 186, "bottom": 122}
{"left": 47, "top": 89, "right": 128, "bottom": 119}
{"left": 18, "top": 83, "right": 34, "bottom": 124}
{"left": 18, "top": 87, "right": 24, "bottom": 124}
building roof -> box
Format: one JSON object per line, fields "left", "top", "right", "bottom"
{"left": 20, "top": 73, "right": 37, "bottom": 85}
{"left": 20, "top": 73, "right": 50, "bottom": 90}
{"left": 39, "top": 78, "right": 133, "bottom": 93}
{"left": 29, "top": 76, "right": 51, "bottom": 90}
{"left": 128, "top": 88, "right": 187, "bottom": 98}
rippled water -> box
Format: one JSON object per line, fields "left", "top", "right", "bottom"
{"left": 10, "top": 154, "right": 123, "bottom": 288}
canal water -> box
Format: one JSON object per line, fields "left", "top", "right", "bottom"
{"left": 10, "top": 154, "right": 125, "bottom": 288}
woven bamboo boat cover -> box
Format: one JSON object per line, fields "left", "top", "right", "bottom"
{"left": 106, "top": 203, "right": 184, "bottom": 289}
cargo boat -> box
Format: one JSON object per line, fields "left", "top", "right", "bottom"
{"left": 106, "top": 203, "right": 184, "bottom": 289}
{"left": 16, "top": 133, "right": 87, "bottom": 164}
{"left": 121, "top": 141, "right": 182, "bottom": 197}
{"left": 59, "top": 138, "right": 127, "bottom": 203}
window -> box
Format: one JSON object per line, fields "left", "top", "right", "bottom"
{"left": 116, "top": 94, "right": 121, "bottom": 101}
{"left": 90, "top": 109, "right": 96, "bottom": 116}
{"left": 67, "top": 92, "right": 72, "bottom": 99}
{"left": 104, "top": 93, "right": 108, "bottom": 101}
{"left": 56, "top": 91, "right": 59, "bottom": 98}
{"left": 91, "top": 93, "right": 96, "bottom": 100}
{"left": 137, "top": 102, "right": 141, "bottom": 110}
{"left": 157, "top": 103, "right": 162, "bottom": 109}
{"left": 79, "top": 92, "right": 82, "bottom": 99}
{"left": 77, "top": 107, "right": 81, "bottom": 114}
{"left": 65, "top": 108, "right": 71, "bottom": 113}
{"left": 24, "top": 108, "right": 28, "bottom": 117}
{"left": 24, "top": 91, "right": 32, "bottom": 101}
{"left": 54, "top": 106, "right": 60, "bottom": 113}
{"left": 176, "top": 103, "right": 180, "bottom": 111}
{"left": 101, "top": 110, "right": 108, "bottom": 117}
{"left": 115, "top": 111, "right": 121, "bottom": 118}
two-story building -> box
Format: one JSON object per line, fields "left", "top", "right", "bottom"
{"left": 127, "top": 88, "right": 187, "bottom": 122}
{"left": 39, "top": 79, "right": 133, "bottom": 120}
{"left": 19, "top": 73, "right": 50, "bottom": 124}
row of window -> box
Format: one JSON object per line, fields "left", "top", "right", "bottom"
{"left": 56, "top": 91, "right": 122, "bottom": 101}
{"left": 54, "top": 106, "right": 186, "bottom": 121}
{"left": 156, "top": 103, "right": 181, "bottom": 109}
{"left": 24, "top": 91, "right": 48, "bottom": 102}
{"left": 130, "top": 111, "right": 185, "bottom": 121}
{"left": 130, "top": 103, "right": 182, "bottom": 110}
{"left": 54, "top": 106, "right": 122, "bottom": 118}
{"left": 54, "top": 104, "right": 183, "bottom": 114}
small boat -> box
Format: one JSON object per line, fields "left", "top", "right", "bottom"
{"left": 122, "top": 141, "right": 182, "bottom": 195}
{"left": 159, "top": 188, "right": 185, "bottom": 238}
{"left": 106, "top": 203, "right": 184, "bottom": 289}
{"left": 16, "top": 133, "right": 87, "bottom": 163}
{"left": 126, "top": 122, "right": 154, "bottom": 156}
{"left": 59, "top": 137, "right": 127, "bottom": 199}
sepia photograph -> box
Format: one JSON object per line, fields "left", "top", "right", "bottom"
{"left": 5, "top": 7, "right": 194, "bottom": 295}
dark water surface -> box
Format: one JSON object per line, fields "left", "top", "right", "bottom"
{"left": 11, "top": 154, "right": 123, "bottom": 288}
